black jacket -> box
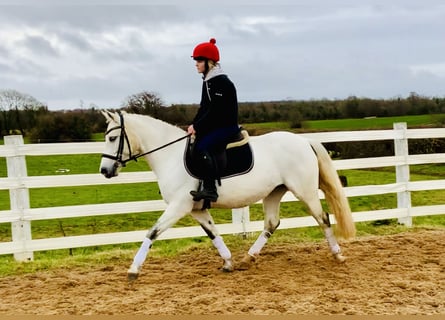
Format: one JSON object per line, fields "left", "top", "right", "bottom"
{"left": 192, "top": 69, "right": 239, "bottom": 137}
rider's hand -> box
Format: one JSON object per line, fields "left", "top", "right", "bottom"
{"left": 187, "top": 125, "right": 196, "bottom": 135}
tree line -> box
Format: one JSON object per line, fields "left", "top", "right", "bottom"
{"left": 1, "top": 89, "right": 445, "bottom": 145}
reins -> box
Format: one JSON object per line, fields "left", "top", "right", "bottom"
{"left": 132, "top": 133, "right": 191, "bottom": 161}
{"left": 101, "top": 111, "right": 191, "bottom": 166}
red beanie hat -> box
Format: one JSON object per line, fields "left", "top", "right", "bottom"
{"left": 191, "top": 38, "right": 220, "bottom": 62}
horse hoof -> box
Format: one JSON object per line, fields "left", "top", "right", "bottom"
{"left": 334, "top": 253, "right": 347, "bottom": 263}
{"left": 221, "top": 259, "right": 234, "bottom": 272}
{"left": 237, "top": 254, "right": 256, "bottom": 270}
{"left": 127, "top": 264, "right": 140, "bottom": 283}
{"left": 127, "top": 272, "right": 139, "bottom": 284}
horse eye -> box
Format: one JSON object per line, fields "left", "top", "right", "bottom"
{"left": 109, "top": 136, "right": 118, "bottom": 142}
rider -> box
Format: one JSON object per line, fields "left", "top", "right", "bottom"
{"left": 188, "top": 38, "right": 240, "bottom": 203}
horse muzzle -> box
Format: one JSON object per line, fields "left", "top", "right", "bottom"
{"left": 100, "top": 161, "right": 120, "bottom": 179}
{"left": 100, "top": 167, "right": 114, "bottom": 179}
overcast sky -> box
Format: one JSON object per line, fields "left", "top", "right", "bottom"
{"left": 1, "top": 0, "right": 445, "bottom": 110}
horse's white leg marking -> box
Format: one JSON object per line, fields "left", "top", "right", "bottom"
{"left": 191, "top": 210, "right": 233, "bottom": 272}
{"left": 324, "top": 227, "right": 341, "bottom": 254}
{"left": 248, "top": 230, "right": 272, "bottom": 257}
{"left": 212, "top": 236, "right": 231, "bottom": 260}
{"left": 239, "top": 186, "right": 286, "bottom": 270}
{"left": 296, "top": 190, "right": 346, "bottom": 262}
{"left": 128, "top": 202, "right": 190, "bottom": 280}
{"left": 129, "top": 237, "right": 153, "bottom": 274}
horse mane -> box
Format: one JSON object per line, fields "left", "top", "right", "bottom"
{"left": 124, "top": 112, "right": 186, "bottom": 136}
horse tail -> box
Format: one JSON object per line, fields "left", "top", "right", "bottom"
{"left": 309, "top": 140, "right": 356, "bottom": 239}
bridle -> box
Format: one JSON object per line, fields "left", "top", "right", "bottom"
{"left": 101, "top": 111, "right": 191, "bottom": 167}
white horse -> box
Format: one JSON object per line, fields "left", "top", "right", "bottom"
{"left": 99, "top": 111, "right": 356, "bottom": 282}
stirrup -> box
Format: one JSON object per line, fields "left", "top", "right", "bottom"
{"left": 190, "top": 190, "right": 218, "bottom": 202}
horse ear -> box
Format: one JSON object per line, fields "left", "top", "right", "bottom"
{"left": 101, "top": 110, "right": 116, "bottom": 123}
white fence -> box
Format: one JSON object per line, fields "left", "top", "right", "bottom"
{"left": 1, "top": 123, "right": 445, "bottom": 261}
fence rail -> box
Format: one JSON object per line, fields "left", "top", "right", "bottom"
{"left": 1, "top": 123, "right": 445, "bottom": 261}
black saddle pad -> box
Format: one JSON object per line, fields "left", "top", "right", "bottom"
{"left": 184, "top": 138, "right": 254, "bottom": 180}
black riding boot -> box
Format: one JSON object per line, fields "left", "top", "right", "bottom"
{"left": 190, "top": 178, "right": 218, "bottom": 202}
{"left": 190, "top": 152, "right": 218, "bottom": 202}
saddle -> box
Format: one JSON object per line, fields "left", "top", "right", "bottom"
{"left": 184, "top": 130, "right": 254, "bottom": 180}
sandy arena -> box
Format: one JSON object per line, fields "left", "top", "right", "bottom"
{"left": 0, "top": 229, "right": 443, "bottom": 315}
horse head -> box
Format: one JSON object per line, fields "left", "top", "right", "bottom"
{"left": 99, "top": 110, "right": 139, "bottom": 178}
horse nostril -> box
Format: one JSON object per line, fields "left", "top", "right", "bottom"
{"left": 100, "top": 167, "right": 108, "bottom": 175}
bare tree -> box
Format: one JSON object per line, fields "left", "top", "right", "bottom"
{"left": 122, "top": 91, "right": 164, "bottom": 117}
{"left": 0, "top": 89, "right": 47, "bottom": 136}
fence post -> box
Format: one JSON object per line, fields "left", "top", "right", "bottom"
{"left": 5, "top": 135, "right": 33, "bottom": 261}
{"left": 231, "top": 206, "right": 250, "bottom": 238}
{"left": 393, "top": 123, "right": 412, "bottom": 227}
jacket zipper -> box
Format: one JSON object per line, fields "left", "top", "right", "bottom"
{"left": 205, "top": 81, "right": 211, "bottom": 102}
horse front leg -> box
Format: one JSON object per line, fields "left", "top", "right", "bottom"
{"left": 238, "top": 186, "right": 286, "bottom": 270}
{"left": 191, "top": 210, "right": 233, "bottom": 272}
{"left": 127, "top": 203, "right": 189, "bottom": 282}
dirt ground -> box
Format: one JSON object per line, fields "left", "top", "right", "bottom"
{"left": 0, "top": 229, "right": 444, "bottom": 315}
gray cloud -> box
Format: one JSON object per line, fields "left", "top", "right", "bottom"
{"left": 20, "top": 34, "right": 59, "bottom": 56}
{"left": 55, "top": 30, "right": 93, "bottom": 52}
{"left": 0, "top": 2, "right": 444, "bottom": 110}
{"left": 1, "top": 5, "right": 184, "bottom": 31}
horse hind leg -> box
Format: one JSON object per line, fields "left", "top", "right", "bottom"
{"left": 300, "top": 191, "right": 347, "bottom": 263}
{"left": 238, "top": 185, "right": 287, "bottom": 270}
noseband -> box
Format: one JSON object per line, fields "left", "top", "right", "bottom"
{"left": 101, "top": 112, "right": 136, "bottom": 167}
{"left": 101, "top": 112, "right": 191, "bottom": 167}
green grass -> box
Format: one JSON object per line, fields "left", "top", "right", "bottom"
{"left": 0, "top": 115, "right": 444, "bottom": 277}
{"left": 304, "top": 114, "right": 444, "bottom": 131}
{"left": 240, "top": 114, "right": 445, "bottom": 133}
{"left": 242, "top": 121, "right": 291, "bottom": 132}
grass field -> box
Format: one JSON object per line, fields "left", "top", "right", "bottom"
{"left": 0, "top": 114, "right": 444, "bottom": 276}
{"left": 241, "top": 114, "right": 445, "bottom": 132}
{"left": 303, "top": 114, "right": 445, "bottom": 130}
